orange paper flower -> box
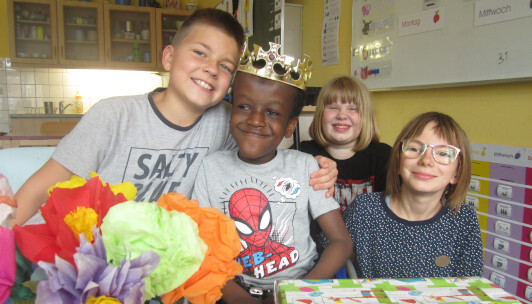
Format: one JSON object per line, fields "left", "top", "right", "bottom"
{"left": 158, "top": 193, "right": 243, "bottom": 304}
{"left": 13, "top": 176, "right": 130, "bottom": 265}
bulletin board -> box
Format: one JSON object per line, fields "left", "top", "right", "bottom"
{"left": 247, "top": 0, "right": 282, "bottom": 49}
{"left": 351, "top": 0, "right": 532, "bottom": 90}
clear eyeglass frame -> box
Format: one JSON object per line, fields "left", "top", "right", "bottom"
{"left": 401, "top": 139, "right": 461, "bottom": 165}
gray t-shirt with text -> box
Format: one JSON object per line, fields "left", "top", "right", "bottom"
{"left": 53, "top": 91, "right": 236, "bottom": 201}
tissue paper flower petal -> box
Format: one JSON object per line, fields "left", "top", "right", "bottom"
{"left": 0, "top": 173, "right": 14, "bottom": 199}
{"left": 36, "top": 227, "right": 159, "bottom": 304}
{"left": 0, "top": 204, "right": 16, "bottom": 229}
{"left": 0, "top": 226, "right": 16, "bottom": 303}
{"left": 48, "top": 175, "right": 87, "bottom": 194}
{"left": 101, "top": 201, "right": 207, "bottom": 300}
{"left": 14, "top": 176, "right": 129, "bottom": 265}
{"left": 85, "top": 296, "right": 121, "bottom": 304}
{"left": 48, "top": 172, "right": 136, "bottom": 201}
{"left": 157, "top": 193, "right": 243, "bottom": 304}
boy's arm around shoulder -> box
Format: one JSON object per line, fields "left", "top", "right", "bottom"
{"left": 310, "top": 155, "right": 337, "bottom": 198}
{"left": 305, "top": 209, "right": 353, "bottom": 279}
{"left": 12, "top": 158, "right": 74, "bottom": 227}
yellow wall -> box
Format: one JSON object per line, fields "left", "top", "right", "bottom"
{"left": 0, "top": 1, "right": 9, "bottom": 57}
{"left": 301, "top": 1, "right": 531, "bottom": 148}
{"left": 2, "top": 1, "right": 530, "bottom": 147}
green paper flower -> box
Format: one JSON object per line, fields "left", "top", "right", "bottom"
{"left": 100, "top": 201, "right": 207, "bottom": 299}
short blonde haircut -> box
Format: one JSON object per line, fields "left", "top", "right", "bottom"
{"left": 384, "top": 112, "right": 471, "bottom": 214}
{"left": 308, "top": 76, "right": 380, "bottom": 151}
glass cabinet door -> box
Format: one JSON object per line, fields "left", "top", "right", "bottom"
{"left": 155, "top": 8, "right": 191, "bottom": 69}
{"left": 8, "top": 0, "right": 58, "bottom": 64}
{"left": 104, "top": 4, "right": 156, "bottom": 69}
{"left": 57, "top": 0, "right": 104, "bottom": 66}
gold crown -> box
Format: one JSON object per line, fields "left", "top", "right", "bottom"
{"left": 237, "top": 42, "right": 312, "bottom": 90}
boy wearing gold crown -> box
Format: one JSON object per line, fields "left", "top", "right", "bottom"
{"left": 13, "top": 9, "right": 337, "bottom": 227}
{"left": 192, "top": 43, "right": 353, "bottom": 303}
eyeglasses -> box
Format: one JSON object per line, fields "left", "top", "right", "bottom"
{"left": 401, "top": 139, "right": 461, "bottom": 165}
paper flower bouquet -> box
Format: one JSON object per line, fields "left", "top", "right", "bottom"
{"left": 6, "top": 173, "right": 243, "bottom": 304}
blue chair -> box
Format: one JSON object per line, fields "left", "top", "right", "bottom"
{"left": 0, "top": 147, "right": 55, "bottom": 193}
{"left": 0, "top": 147, "right": 55, "bottom": 226}
{"left": 335, "top": 259, "right": 358, "bottom": 279}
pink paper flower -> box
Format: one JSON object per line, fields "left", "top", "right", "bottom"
{"left": 0, "top": 226, "right": 15, "bottom": 303}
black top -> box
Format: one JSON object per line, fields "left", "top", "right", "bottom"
{"left": 299, "top": 140, "right": 391, "bottom": 211}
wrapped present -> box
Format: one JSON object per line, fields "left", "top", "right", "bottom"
{"left": 274, "top": 277, "right": 521, "bottom": 304}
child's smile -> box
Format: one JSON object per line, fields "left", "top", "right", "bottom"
{"left": 322, "top": 101, "right": 361, "bottom": 148}
{"left": 230, "top": 72, "right": 299, "bottom": 165}
{"left": 163, "top": 24, "right": 240, "bottom": 115}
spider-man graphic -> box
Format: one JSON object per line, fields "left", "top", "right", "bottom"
{"left": 229, "top": 188, "right": 298, "bottom": 278}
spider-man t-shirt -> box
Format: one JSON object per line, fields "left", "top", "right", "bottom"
{"left": 192, "top": 149, "right": 339, "bottom": 290}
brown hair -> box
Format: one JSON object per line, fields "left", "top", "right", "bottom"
{"left": 384, "top": 112, "right": 471, "bottom": 214}
{"left": 171, "top": 8, "right": 245, "bottom": 53}
{"left": 308, "top": 76, "right": 380, "bottom": 151}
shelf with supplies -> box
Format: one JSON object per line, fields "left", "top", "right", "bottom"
{"left": 155, "top": 7, "right": 191, "bottom": 69}
{"left": 7, "top": 0, "right": 191, "bottom": 71}
{"left": 8, "top": 0, "right": 58, "bottom": 64}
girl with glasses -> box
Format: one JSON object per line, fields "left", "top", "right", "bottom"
{"left": 340, "top": 111, "right": 483, "bottom": 278}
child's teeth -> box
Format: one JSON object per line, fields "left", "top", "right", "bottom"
{"left": 195, "top": 79, "right": 213, "bottom": 90}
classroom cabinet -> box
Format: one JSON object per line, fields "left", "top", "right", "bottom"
{"left": 8, "top": 0, "right": 59, "bottom": 65}
{"left": 57, "top": 0, "right": 105, "bottom": 66}
{"left": 7, "top": 0, "right": 190, "bottom": 71}
{"left": 155, "top": 8, "right": 191, "bottom": 69}
{"left": 8, "top": 0, "right": 105, "bottom": 66}
{"left": 103, "top": 3, "right": 156, "bottom": 69}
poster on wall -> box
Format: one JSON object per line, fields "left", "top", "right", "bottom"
{"left": 351, "top": 0, "right": 394, "bottom": 81}
{"left": 322, "top": 0, "right": 341, "bottom": 66}
{"left": 237, "top": 0, "right": 254, "bottom": 37}
{"left": 215, "top": 0, "right": 233, "bottom": 13}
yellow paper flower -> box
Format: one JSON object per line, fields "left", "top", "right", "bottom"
{"left": 48, "top": 175, "right": 87, "bottom": 194}
{"left": 63, "top": 206, "right": 98, "bottom": 242}
{"left": 85, "top": 296, "right": 122, "bottom": 304}
{"left": 48, "top": 172, "right": 137, "bottom": 201}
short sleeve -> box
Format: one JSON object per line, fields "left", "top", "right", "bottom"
{"left": 191, "top": 161, "right": 211, "bottom": 207}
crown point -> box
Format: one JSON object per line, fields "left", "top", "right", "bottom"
{"left": 238, "top": 43, "right": 311, "bottom": 90}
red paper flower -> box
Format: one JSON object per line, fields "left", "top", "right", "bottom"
{"left": 14, "top": 176, "right": 130, "bottom": 266}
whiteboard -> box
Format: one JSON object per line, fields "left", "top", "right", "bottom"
{"left": 351, "top": 0, "right": 532, "bottom": 90}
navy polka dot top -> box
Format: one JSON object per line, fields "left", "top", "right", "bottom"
{"left": 342, "top": 192, "right": 484, "bottom": 278}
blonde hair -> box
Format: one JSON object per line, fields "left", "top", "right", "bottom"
{"left": 384, "top": 112, "right": 471, "bottom": 214}
{"left": 308, "top": 76, "right": 380, "bottom": 151}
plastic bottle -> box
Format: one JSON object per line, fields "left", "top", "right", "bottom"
{"left": 75, "top": 90, "right": 83, "bottom": 114}
{"left": 133, "top": 42, "right": 141, "bottom": 62}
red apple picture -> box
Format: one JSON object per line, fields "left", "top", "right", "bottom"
{"left": 433, "top": 10, "right": 440, "bottom": 23}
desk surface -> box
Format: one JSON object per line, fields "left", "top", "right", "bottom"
{"left": 275, "top": 277, "right": 520, "bottom": 304}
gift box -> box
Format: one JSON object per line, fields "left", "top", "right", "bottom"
{"left": 274, "top": 276, "right": 520, "bottom": 304}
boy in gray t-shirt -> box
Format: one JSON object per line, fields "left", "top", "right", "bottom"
{"left": 13, "top": 10, "right": 337, "bottom": 227}
{"left": 192, "top": 43, "right": 352, "bottom": 304}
